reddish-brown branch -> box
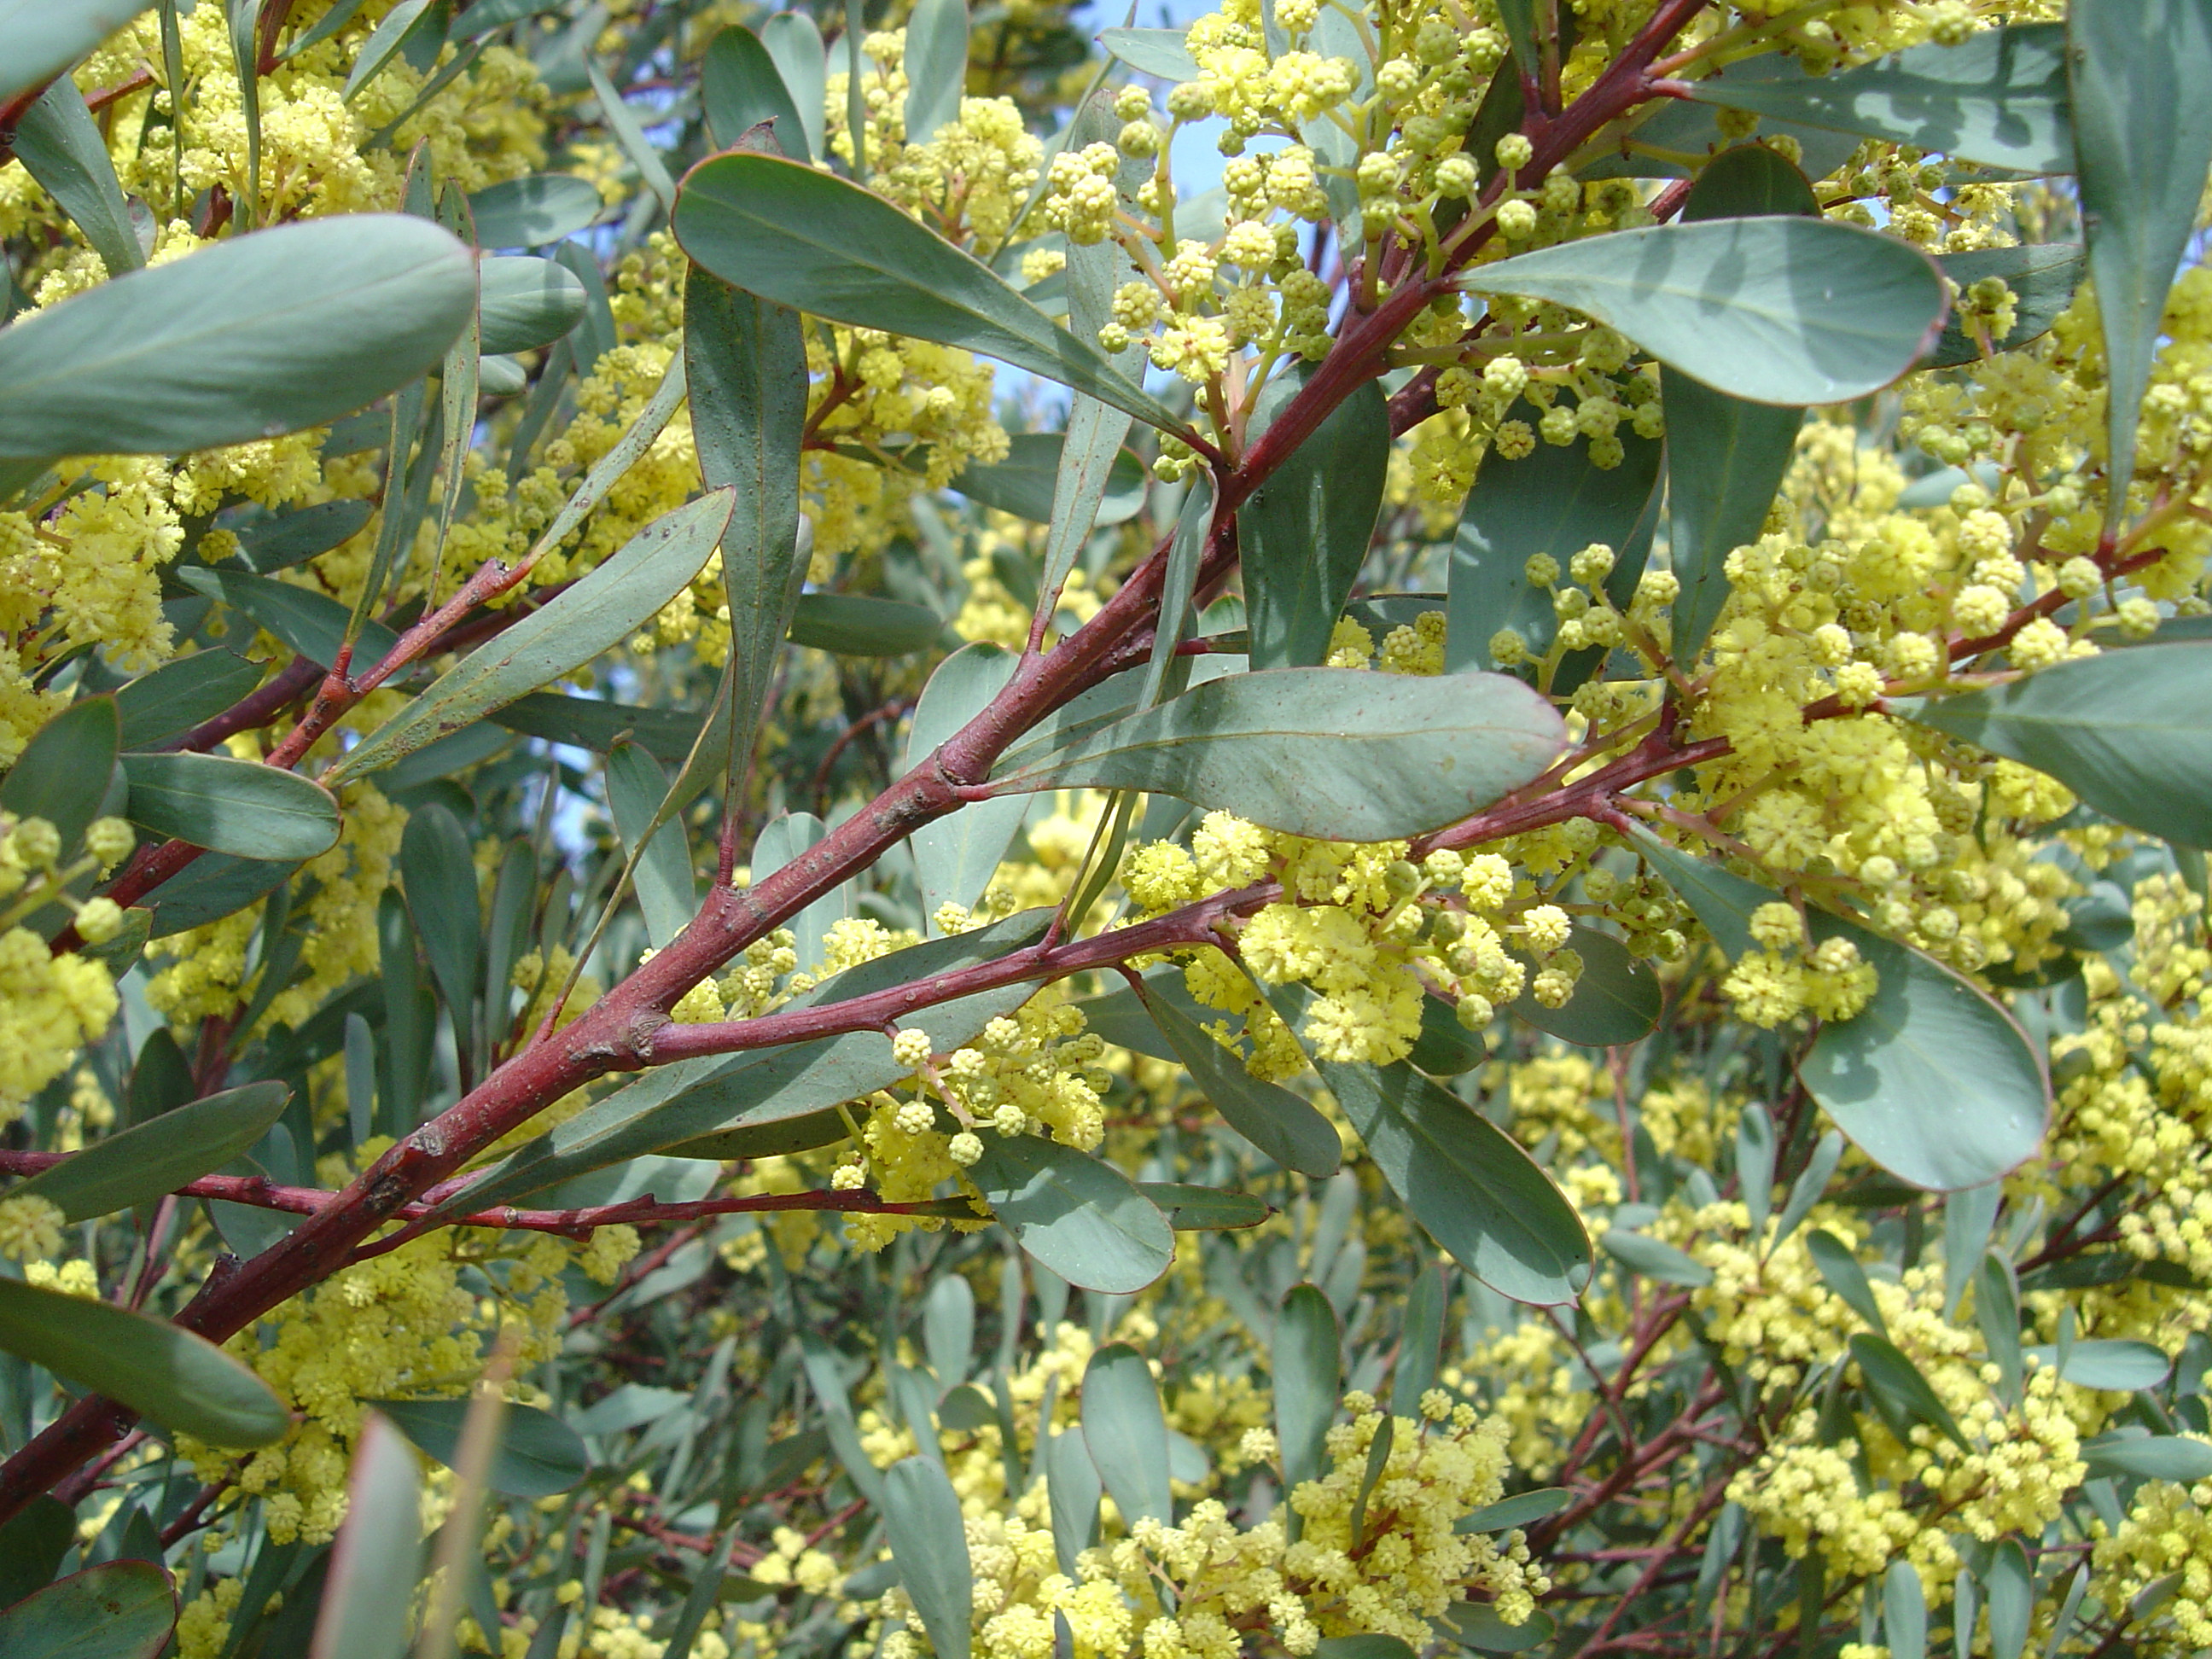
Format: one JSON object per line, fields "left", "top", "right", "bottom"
{"left": 0, "top": 1149, "right": 967, "bottom": 1240}
{"left": 0, "top": 0, "right": 1718, "bottom": 1517}
{"left": 154, "top": 655, "right": 323, "bottom": 754}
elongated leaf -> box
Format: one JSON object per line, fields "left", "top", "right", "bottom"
{"left": 1444, "top": 1610, "right": 1555, "bottom": 1655}
{"left": 788, "top": 592, "right": 942, "bottom": 655}
{"left": 1804, "top": 1229, "right": 1888, "bottom": 1335}
{"left": 14, "top": 77, "right": 144, "bottom": 277}
{"left": 175, "top": 566, "right": 399, "bottom": 672}
{"left": 2023, "top": 1338, "right": 2170, "bottom": 1391}
{"left": 1801, "top": 917, "right": 2048, "bottom": 1191}
{"left": 368, "top": 1397, "right": 588, "bottom": 1496}
{"left": 704, "top": 24, "right": 811, "bottom": 158}
{"left": 399, "top": 802, "right": 481, "bottom": 1015}
{"left": 114, "top": 651, "right": 263, "bottom": 749}
{"left": 1511, "top": 926, "right": 1660, "bottom": 1045}
{"left": 905, "top": 644, "right": 1028, "bottom": 924}
{"left": 1455, "top": 1487, "right": 1570, "bottom": 1534}
{"left": 1041, "top": 1429, "right": 1102, "bottom": 1579}
{"left": 672, "top": 153, "right": 1187, "bottom": 435}
{"left": 0, "top": 1, "right": 155, "bottom": 102}
{"left": 953, "top": 432, "right": 1145, "bottom": 526}
{"left": 1273, "top": 1284, "right": 1340, "bottom": 1498}
{"left": 972, "top": 1135, "right": 1175, "bottom": 1295}
{"left": 1138, "top": 1184, "right": 1269, "bottom": 1229}
{"left": 476, "top": 255, "right": 585, "bottom": 354}
{"left": 1243, "top": 367, "right": 1388, "bottom": 669}
{"left": 1773, "top": 1129, "right": 1843, "bottom": 1249}
{"left": 1884, "top": 1561, "right": 1928, "bottom": 1659}
{"left": 1446, "top": 399, "right": 1662, "bottom": 675}
{"left": 1133, "top": 980, "right": 1340, "bottom": 1177}
{"left": 329, "top": 490, "right": 734, "bottom": 782}
{"left": 1687, "top": 26, "right": 2073, "bottom": 173}
{"left": 488, "top": 691, "right": 704, "bottom": 761}
{"left": 1664, "top": 366, "right": 1804, "bottom": 664}
{"left": 800, "top": 1336, "right": 887, "bottom": 1505}
{"left": 883, "top": 1458, "right": 973, "bottom": 1659}
{"left": 446, "top": 914, "right": 1052, "bottom": 1211}
{"left": 760, "top": 10, "right": 827, "bottom": 166}
{"left": 0, "top": 216, "right": 474, "bottom": 461}
{"left": 0, "top": 1496, "right": 73, "bottom": 1608}
{"left": 1624, "top": 824, "right": 1771, "bottom": 959}
{"left": 1295, "top": 1032, "right": 1591, "bottom": 1305}
{"left": 1904, "top": 643, "right": 2212, "bottom": 848}
{"left": 2071, "top": 0, "right": 2212, "bottom": 530}
{"left": 1850, "top": 1332, "right": 1969, "bottom": 1450}
{"left": 1662, "top": 145, "right": 1815, "bottom": 661}
{"left": 1080, "top": 1343, "right": 1173, "bottom": 1523}
{"left": 142, "top": 852, "right": 299, "bottom": 937}
{"left": 466, "top": 172, "right": 602, "bottom": 247}
{"left": 13, "top": 1080, "right": 288, "bottom": 1221}
{"left": 0, "top": 1276, "right": 288, "bottom": 1446}
{"left": 0, "top": 1562, "right": 175, "bottom": 1659}
{"left": 2080, "top": 1435, "right": 2212, "bottom": 1481}
{"left": 1097, "top": 26, "right": 1197, "bottom": 80}
{"left": 1389, "top": 1260, "right": 1447, "bottom": 1417}
{"left": 1, "top": 696, "right": 119, "bottom": 861}
{"left": 1458, "top": 218, "right": 1946, "bottom": 406}
{"left": 606, "top": 740, "right": 696, "bottom": 948}
{"left": 903, "top": 0, "right": 968, "bottom": 143}
{"left": 229, "top": 498, "right": 375, "bottom": 573}
{"left": 1925, "top": 243, "right": 2082, "bottom": 367}
{"left": 310, "top": 1416, "right": 422, "bottom": 1659}
{"left": 991, "top": 667, "right": 1566, "bottom": 842}
{"left": 1984, "top": 1540, "right": 2029, "bottom": 1659}
{"left": 120, "top": 752, "right": 340, "bottom": 861}
{"left": 1600, "top": 1229, "right": 1713, "bottom": 1288}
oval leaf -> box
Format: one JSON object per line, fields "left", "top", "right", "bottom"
{"left": 1454, "top": 1487, "right": 1571, "bottom": 1534}
{"left": 1903, "top": 643, "right": 2212, "bottom": 848}
{"left": 1510, "top": 926, "right": 1661, "bottom": 1046}
{"left": 115, "top": 650, "right": 265, "bottom": 749}
{"left": 1133, "top": 979, "right": 1342, "bottom": 1177}
{"left": 672, "top": 152, "right": 1186, "bottom": 435}
{"left": 971, "top": 1135, "right": 1175, "bottom": 1295}
{"left": 1600, "top": 1229, "right": 1713, "bottom": 1289}
{"left": 13, "top": 1080, "right": 290, "bottom": 1222}
{"left": 1925, "top": 243, "right": 2082, "bottom": 367}
{"left": 465, "top": 172, "right": 603, "bottom": 247}
{"left": 1800, "top": 918, "right": 2048, "bottom": 1191}
{"left": 2023, "top": 1338, "right": 2171, "bottom": 1392}
{"left": 1080, "top": 1342, "right": 1173, "bottom": 1524}
{"left": 788, "top": 592, "right": 943, "bottom": 655}
{"left": 309, "top": 1414, "right": 422, "bottom": 1659}
{"left": 1458, "top": 217, "right": 1947, "bottom": 405}
{"left": 120, "top": 752, "right": 341, "bottom": 861}
{"left": 1136, "top": 1184, "right": 1269, "bottom": 1229}
{"left": 2069, "top": 0, "right": 2212, "bottom": 527}
{"left": 0, "top": 216, "right": 475, "bottom": 461}
{"left": 329, "top": 489, "right": 735, "bottom": 783}
{"left": 1299, "top": 1038, "right": 1592, "bottom": 1306}
{"left": 2080, "top": 1434, "right": 2212, "bottom": 1482}
{"left": 991, "top": 667, "right": 1568, "bottom": 842}
{"left": 882, "top": 1458, "right": 973, "bottom": 1659}
{"left": 905, "top": 644, "right": 1030, "bottom": 923}
{"left": 367, "top": 1396, "right": 588, "bottom": 1497}
{"left": 1243, "top": 368, "right": 1389, "bottom": 669}
{"left": 0, "top": 0, "right": 156, "bottom": 103}
{"left": 1273, "top": 1284, "right": 1340, "bottom": 1495}
{"left": 477, "top": 254, "right": 586, "bottom": 355}
{"left": 0, "top": 1562, "right": 176, "bottom": 1659}
{"left": 0, "top": 1276, "right": 289, "bottom": 1447}
{"left": 1685, "top": 26, "right": 2074, "bottom": 174}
